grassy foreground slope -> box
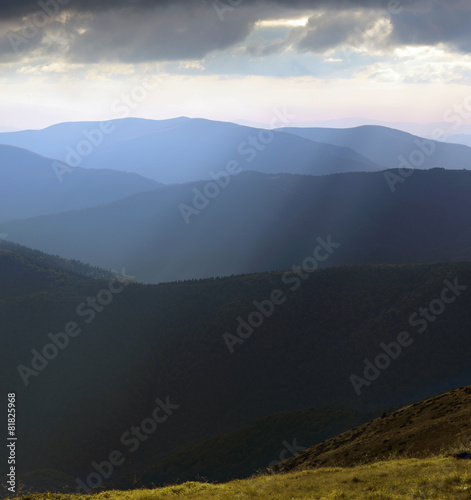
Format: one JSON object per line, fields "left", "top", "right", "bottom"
{"left": 132, "top": 386, "right": 471, "bottom": 488}
{"left": 273, "top": 385, "right": 471, "bottom": 473}
{"left": 130, "top": 406, "right": 374, "bottom": 488}
{"left": 9, "top": 457, "right": 471, "bottom": 499}
{"left": 9, "top": 385, "right": 471, "bottom": 499}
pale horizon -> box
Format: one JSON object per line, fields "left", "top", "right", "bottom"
{"left": 2, "top": 113, "right": 471, "bottom": 141}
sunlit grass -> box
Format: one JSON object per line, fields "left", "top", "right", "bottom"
{"left": 11, "top": 456, "right": 471, "bottom": 500}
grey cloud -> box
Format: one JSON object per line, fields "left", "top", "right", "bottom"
{"left": 0, "top": 0, "right": 388, "bottom": 63}
{"left": 65, "top": 4, "right": 256, "bottom": 63}
{"left": 288, "top": 1, "right": 471, "bottom": 55}
{"left": 245, "top": 37, "right": 286, "bottom": 57}
{"left": 295, "top": 11, "right": 379, "bottom": 54}
{"left": 0, "top": 0, "right": 437, "bottom": 20}
{"left": 1, "top": 0, "right": 470, "bottom": 64}
{"left": 0, "top": 24, "right": 47, "bottom": 60}
{"left": 389, "top": 2, "right": 471, "bottom": 52}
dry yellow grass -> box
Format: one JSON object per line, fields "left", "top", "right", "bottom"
{"left": 10, "top": 456, "right": 471, "bottom": 500}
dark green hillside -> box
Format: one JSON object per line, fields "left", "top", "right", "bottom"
{"left": 2, "top": 244, "right": 471, "bottom": 492}
{"left": 0, "top": 241, "right": 118, "bottom": 300}
{"left": 0, "top": 241, "right": 116, "bottom": 281}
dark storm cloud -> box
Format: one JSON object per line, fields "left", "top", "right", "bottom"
{"left": 0, "top": 0, "right": 381, "bottom": 19}
{"left": 1, "top": 0, "right": 470, "bottom": 63}
{"left": 276, "top": 1, "right": 471, "bottom": 56}
{"left": 291, "top": 1, "right": 471, "bottom": 55}
{"left": 245, "top": 37, "right": 286, "bottom": 57}
{"left": 295, "top": 11, "right": 381, "bottom": 54}
{"left": 65, "top": 4, "right": 256, "bottom": 63}
{"left": 389, "top": 2, "right": 471, "bottom": 52}
{"left": 0, "top": 0, "right": 426, "bottom": 20}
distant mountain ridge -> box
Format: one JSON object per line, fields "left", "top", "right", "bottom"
{"left": 1, "top": 168, "right": 471, "bottom": 283}
{"left": 0, "top": 144, "right": 161, "bottom": 223}
{"left": 74, "top": 118, "right": 383, "bottom": 183}
{"left": 2, "top": 118, "right": 471, "bottom": 187}
{"left": 1, "top": 117, "right": 383, "bottom": 183}
{"left": 279, "top": 125, "right": 471, "bottom": 171}
{"left": 0, "top": 117, "right": 190, "bottom": 162}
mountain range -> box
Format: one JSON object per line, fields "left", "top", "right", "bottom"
{"left": 280, "top": 124, "right": 471, "bottom": 170}
{"left": 2, "top": 117, "right": 471, "bottom": 497}
{"left": 2, "top": 118, "right": 471, "bottom": 187}
{"left": 1, "top": 168, "right": 471, "bottom": 283}
{"left": 0, "top": 117, "right": 384, "bottom": 183}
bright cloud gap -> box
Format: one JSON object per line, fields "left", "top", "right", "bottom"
{"left": 256, "top": 18, "right": 309, "bottom": 28}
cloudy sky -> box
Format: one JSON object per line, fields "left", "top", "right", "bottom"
{"left": 1, "top": 0, "right": 471, "bottom": 130}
